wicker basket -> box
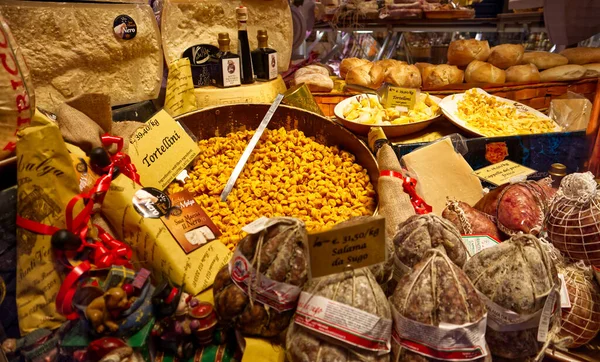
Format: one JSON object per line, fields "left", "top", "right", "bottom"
{"left": 314, "top": 78, "right": 600, "bottom": 117}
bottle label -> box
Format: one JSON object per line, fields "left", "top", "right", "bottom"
{"left": 222, "top": 58, "right": 241, "bottom": 87}
{"left": 268, "top": 53, "right": 278, "bottom": 80}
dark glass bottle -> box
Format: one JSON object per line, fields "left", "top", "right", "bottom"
{"left": 251, "top": 30, "right": 278, "bottom": 81}
{"left": 236, "top": 6, "right": 254, "bottom": 84}
{"left": 211, "top": 33, "right": 241, "bottom": 88}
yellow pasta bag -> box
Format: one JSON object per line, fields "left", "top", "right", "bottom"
{"left": 15, "top": 110, "right": 80, "bottom": 334}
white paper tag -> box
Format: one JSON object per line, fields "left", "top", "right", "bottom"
{"left": 558, "top": 274, "right": 571, "bottom": 309}
{"left": 537, "top": 288, "right": 558, "bottom": 343}
{"left": 222, "top": 58, "right": 241, "bottom": 87}
{"left": 477, "top": 291, "right": 542, "bottom": 332}
{"left": 294, "top": 292, "right": 392, "bottom": 353}
{"left": 390, "top": 305, "right": 489, "bottom": 361}
{"left": 461, "top": 235, "right": 500, "bottom": 258}
{"left": 241, "top": 217, "right": 281, "bottom": 234}
{"left": 229, "top": 248, "right": 301, "bottom": 312}
{"left": 268, "top": 53, "right": 278, "bottom": 80}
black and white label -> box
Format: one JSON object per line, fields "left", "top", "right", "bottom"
{"left": 113, "top": 15, "right": 137, "bottom": 40}
{"left": 268, "top": 53, "right": 278, "bottom": 80}
{"left": 222, "top": 58, "right": 241, "bottom": 87}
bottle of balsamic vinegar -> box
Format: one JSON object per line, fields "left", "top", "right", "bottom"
{"left": 236, "top": 6, "right": 255, "bottom": 84}
{"left": 251, "top": 30, "right": 278, "bottom": 81}
{"left": 210, "top": 33, "right": 241, "bottom": 88}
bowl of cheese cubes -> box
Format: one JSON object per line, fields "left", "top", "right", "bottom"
{"left": 334, "top": 93, "right": 443, "bottom": 137}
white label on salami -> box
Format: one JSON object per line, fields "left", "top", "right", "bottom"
{"left": 241, "top": 217, "right": 281, "bottom": 234}
{"left": 558, "top": 273, "right": 571, "bottom": 309}
{"left": 477, "top": 291, "right": 542, "bottom": 332}
{"left": 537, "top": 288, "right": 558, "bottom": 343}
{"left": 229, "top": 248, "right": 301, "bottom": 312}
{"left": 390, "top": 305, "right": 489, "bottom": 361}
{"left": 294, "top": 292, "right": 392, "bottom": 353}
{"left": 461, "top": 235, "right": 499, "bottom": 258}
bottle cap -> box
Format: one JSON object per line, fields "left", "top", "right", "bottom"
{"left": 236, "top": 6, "right": 248, "bottom": 21}
{"left": 257, "top": 29, "right": 268, "bottom": 46}
{"left": 218, "top": 33, "right": 230, "bottom": 48}
{"left": 549, "top": 163, "right": 567, "bottom": 177}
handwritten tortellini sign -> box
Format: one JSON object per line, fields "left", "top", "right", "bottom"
{"left": 128, "top": 110, "right": 200, "bottom": 190}
{"left": 307, "top": 217, "right": 386, "bottom": 279}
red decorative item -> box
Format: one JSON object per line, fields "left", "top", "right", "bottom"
{"left": 122, "top": 284, "right": 134, "bottom": 297}
{"left": 379, "top": 170, "right": 432, "bottom": 215}
{"left": 88, "top": 337, "right": 128, "bottom": 362}
{"left": 101, "top": 134, "right": 141, "bottom": 184}
{"left": 190, "top": 302, "right": 218, "bottom": 345}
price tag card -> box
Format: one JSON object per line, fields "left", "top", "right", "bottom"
{"left": 473, "top": 160, "right": 536, "bottom": 186}
{"left": 307, "top": 217, "right": 386, "bottom": 279}
{"left": 461, "top": 235, "right": 500, "bottom": 258}
{"left": 128, "top": 110, "right": 200, "bottom": 190}
{"left": 383, "top": 86, "right": 418, "bottom": 110}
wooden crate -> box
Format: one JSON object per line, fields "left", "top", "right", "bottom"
{"left": 313, "top": 78, "right": 599, "bottom": 117}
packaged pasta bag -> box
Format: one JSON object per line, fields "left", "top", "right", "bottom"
{"left": 101, "top": 175, "right": 231, "bottom": 295}
{"left": 15, "top": 111, "right": 80, "bottom": 334}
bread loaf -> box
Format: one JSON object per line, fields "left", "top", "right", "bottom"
{"left": 415, "top": 62, "right": 434, "bottom": 78}
{"left": 465, "top": 60, "right": 506, "bottom": 84}
{"left": 295, "top": 65, "right": 330, "bottom": 78}
{"left": 1, "top": 1, "right": 163, "bottom": 113}
{"left": 560, "top": 47, "right": 600, "bottom": 65}
{"left": 582, "top": 63, "right": 600, "bottom": 78}
{"left": 487, "top": 44, "right": 524, "bottom": 69}
{"left": 539, "top": 64, "right": 586, "bottom": 82}
{"left": 521, "top": 51, "right": 568, "bottom": 70}
{"left": 293, "top": 73, "right": 333, "bottom": 92}
{"left": 422, "top": 64, "right": 464, "bottom": 89}
{"left": 505, "top": 64, "right": 540, "bottom": 83}
{"left": 340, "top": 58, "right": 369, "bottom": 79}
{"left": 447, "top": 39, "right": 491, "bottom": 67}
{"left": 345, "top": 62, "right": 385, "bottom": 90}
{"left": 162, "top": 0, "right": 292, "bottom": 73}
{"left": 385, "top": 64, "right": 421, "bottom": 88}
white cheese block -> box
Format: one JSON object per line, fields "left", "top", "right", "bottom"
{"left": 162, "top": 0, "right": 292, "bottom": 73}
{"left": 0, "top": 1, "right": 163, "bottom": 113}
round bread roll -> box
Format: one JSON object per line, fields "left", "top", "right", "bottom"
{"left": 345, "top": 62, "right": 385, "bottom": 89}
{"left": 560, "top": 47, "right": 600, "bottom": 65}
{"left": 385, "top": 64, "right": 421, "bottom": 88}
{"left": 339, "top": 58, "right": 369, "bottom": 79}
{"left": 521, "top": 51, "right": 568, "bottom": 70}
{"left": 465, "top": 60, "right": 506, "bottom": 84}
{"left": 488, "top": 44, "right": 524, "bottom": 69}
{"left": 415, "top": 62, "right": 435, "bottom": 78}
{"left": 375, "top": 59, "right": 406, "bottom": 70}
{"left": 583, "top": 63, "right": 600, "bottom": 78}
{"left": 422, "top": 64, "right": 464, "bottom": 89}
{"left": 505, "top": 64, "right": 540, "bottom": 83}
{"left": 293, "top": 73, "right": 334, "bottom": 92}
{"left": 539, "top": 64, "right": 586, "bottom": 82}
{"left": 447, "top": 39, "right": 491, "bottom": 67}
{"left": 294, "top": 65, "right": 330, "bottom": 78}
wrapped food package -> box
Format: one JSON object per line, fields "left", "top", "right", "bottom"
{"left": 15, "top": 112, "right": 79, "bottom": 334}
{"left": 286, "top": 268, "right": 391, "bottom": 362}
{"left": 162, "top": 0, "right": 291, "bottom": 73}
{"left": 546, "top": 172, "right": 600, "bottom": 265}
{"left": 555, "top": 263, "right": 600, "bottom": 348}
{"left": 389, "top": 249, "right": 489, "bottom": 362}
{"left": 0, "top": 14, "right": 34, "bottom": 161}
{"left": 101, "top": 175, "right": 232, "bottom": 296}
{"left": 376, "top": 143, "right": 415, "bottom": 243}
{"left": 0, "top": 1, "right": 163, "bottom": 113}
{"left": 464, "top": 234, "right": 559, "bottom": 360}
{"left": 442, "top": 200, "right": 502, "bottom": 241}
{"left": 393, "top": 214, "right": 467, "bottom": 275}
{"left": 474, "top": 179, "right": 555, "bottom": 236}
{"left": 213, "top": 217, "right": 308, "bottom": 337}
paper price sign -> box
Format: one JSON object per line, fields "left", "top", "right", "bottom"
{"left": 128, "top": 110, "right": 200, "bottom": 190}
{"left": 473, "top": 160, "right": 536, "bottom": 186}
{"left": 307, "top": 217, "right": 386, "bottom": 279}
{"left": 383, "top": 86, "right": 418, "bottom": 110}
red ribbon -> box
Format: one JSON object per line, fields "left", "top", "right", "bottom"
{"left": 101, "top": 134, "right": 141, "bottom": 184}
{"left": 55, "top": 261, "right": 91, "bottom": 319}
{"left": 380, "top": 170, "right": 433, "bottom": 214}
